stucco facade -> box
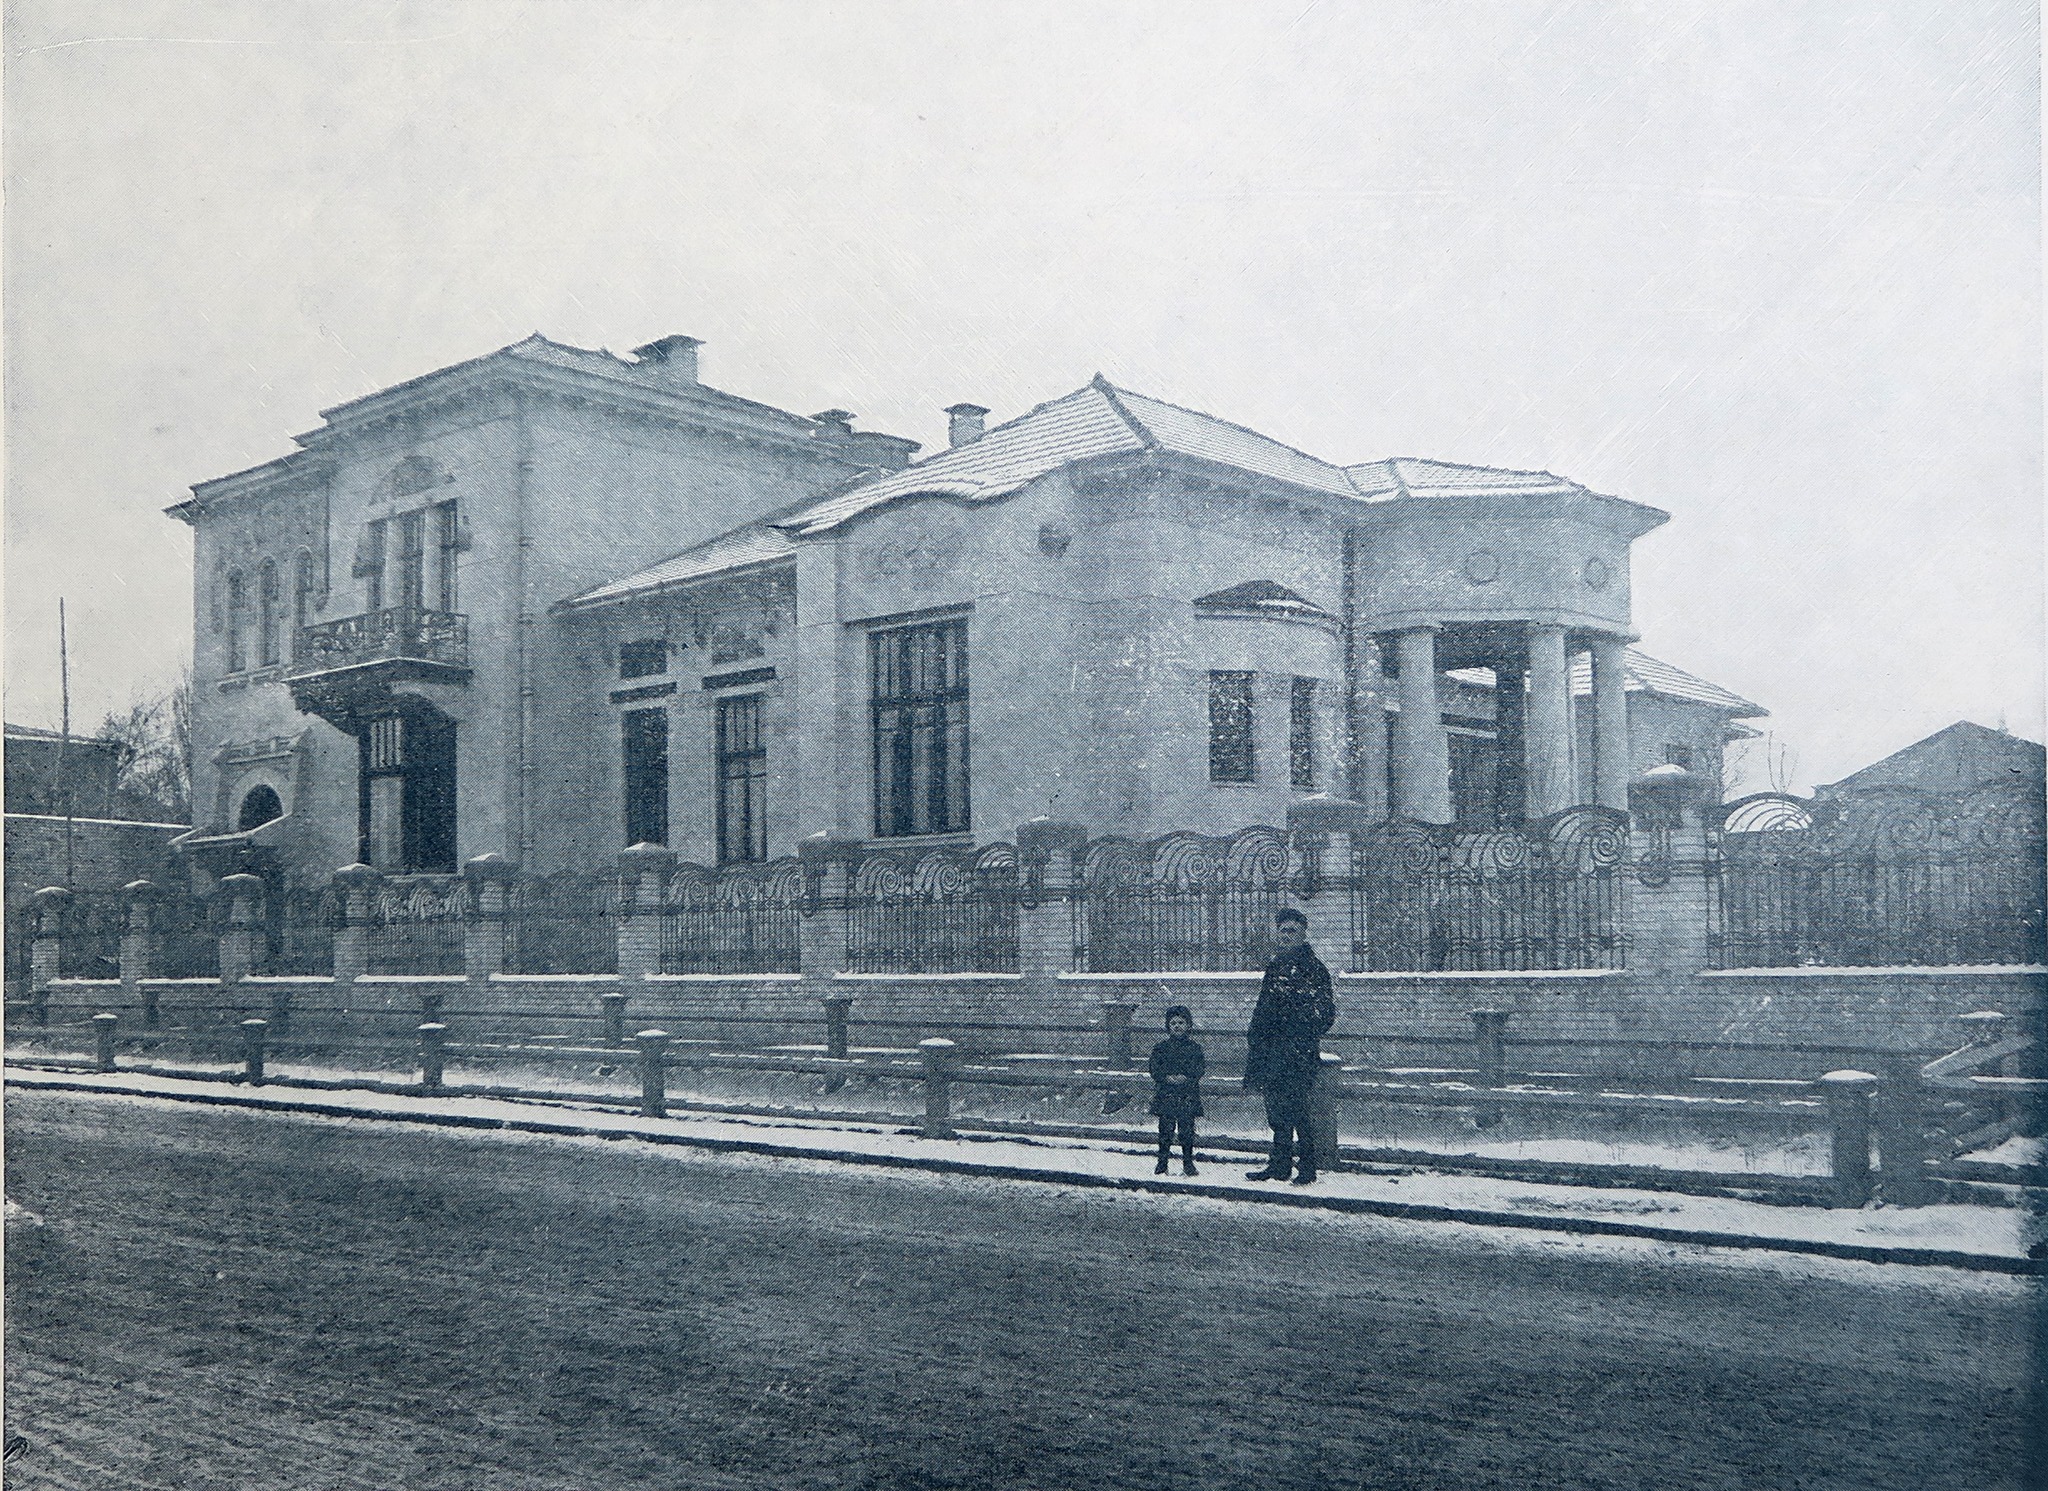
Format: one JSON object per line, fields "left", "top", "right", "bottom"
{"left": 172, "top": 336, "right": 1764, "bottom": 880}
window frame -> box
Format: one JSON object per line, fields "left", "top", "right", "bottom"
{"left": 869, "top": 616, "right": 971, "bottom": 838}
{"left": 715, "top": 693, "right": 769, "bottom": 864}
{"left": 621, "top": 706, "right": 670, "bottom": 848}
{"left": 225, "top": 570, "right": 249, "bottom": 673}
{"left": 1208, "top": 670, "right": 1256, "bottom": 784}
{"left": 619, "top": 639, "right": 669, "bottom": 680}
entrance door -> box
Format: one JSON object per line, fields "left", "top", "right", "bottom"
{"left": 358, "top": 706, "right": 458, "bottom": 872}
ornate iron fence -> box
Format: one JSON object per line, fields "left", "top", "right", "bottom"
{"left": 1348, "top": 807, "right": 1629, "bottom": 972}
{"left": 506, "top": 871, "right": 620, "bottom": 975}
{"left": 367, "top": 877, "right": 469, "bottom": 976}
{"left": 659, "top": 859, "right": 802, "bottom": 974}
{"left": 1072, "top": 826, "right": 1293, "bottom": 972}
{"left": 1710, "top": 785, "right": 2047, "bottom": 968}
{"left": 266, "top": 883, "right": 342, "bottom": 976}
{"left": 157, "top": 892, "right": 224, "bottom": 979}
{"left": 55, "top": 892, "right": 127, "bottom": 979}
{"left": 844, "top": 843, "right": 1019, "bottom": 974}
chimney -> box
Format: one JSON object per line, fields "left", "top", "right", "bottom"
{"left": 631, "top": 335, "right": 702, "bottom": 384}
{"left": 811, "top": 409, "right": 856, "bottom": 441}
{"left": 945, "top": 403, "right": 989, "bottom": 448}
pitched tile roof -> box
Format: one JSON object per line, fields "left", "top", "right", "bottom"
{"left": 1443, "top": 648, "right": 1765, "bottom": 717}
{"left": 563, "top": 523, "right": 794, "bottom": 609}
{"left": 1344, "top": 458, "right": 1581, "bottom": 500}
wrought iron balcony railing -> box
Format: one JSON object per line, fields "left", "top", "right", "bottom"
{"left": 290, "top": 606, "right": 470, "bottom": 677}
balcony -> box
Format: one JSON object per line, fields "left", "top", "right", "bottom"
{"left": 288, "top": 607, "right": 470, "bottom": 724}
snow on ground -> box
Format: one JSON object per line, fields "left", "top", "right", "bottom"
{"left": 1965, "top": 1135, "right": 2045, "bottom": 1167}
{"left": 7, "top": 1065, "right": 2035, "bottom": 1267}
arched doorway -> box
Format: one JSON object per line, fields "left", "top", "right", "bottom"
{"left": 237, "top": 784, "right": 284, "bottom": 831}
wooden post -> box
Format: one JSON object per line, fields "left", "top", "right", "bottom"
{"left": 636, "top": 1028, "right": 671, "bottom": 1118}
{"left": 919, "top": 1037, "right": 957, "bottom": 1138}
{"left": 1470, "top": 1007, "right": 1510, "bottom": 1128}
{"left": 1818, "top": 1069, "right": 1877, "bottom": 1208}
{"left": 419, "top": 989, "right": 445, "bottom": 1024}
{"left": 823, "top": 995, "right": 854, "bottom": 1059}
{"left": 1875, "top": 1055, "right": 1932, "bottom": 1207}
{"left": 240, "top": 1018, "right": 268, "bottom": 1086}
{"left": 600, "top": 991, "right": 629, "bottom": 1048}
{"left": 217, "top": 873, "right": 266, "bottom": 985}
{"left": 29, "top": 886, "right": 70, "bottom": 1026}
{"left": 418, "top": 1022, "right": 448, "bottom": 1093}
{"left": 1100, "top": 1001, "right": 1138, "bottom": 1069}
{"left": 92, "top": 1011, "right": 119, "bottom": 1073}
{"left": 1308, "top": 1049, "right": 1345, "bottom": 1173}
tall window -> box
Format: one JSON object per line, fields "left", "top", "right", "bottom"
{"left": 434, "top": 500, "right": 460, "bottom": 611}
{"left": 396, "top": 508, "right": 426, "bottom": 612}
{"left": 716, "top": 695, "right": 768, "bottom": 863}
{"left": 225, "top": 571, "right": 248, "bottom": 673}
{"left": 619, "top": 639, "right": 668, "bottom": 679}
{"left": 293, "top": 550, "right": 316, "bottom": 635}
{"left": 1208, "top": 671, "right": 1255, "bottom": 783}
{"left": 871, "top": 618, "right": 970, "bottom": 837}
{"left": 1290, "top": 677, "right": 1317, "bottom": 790}
{"left": 362, "top": 520, "right": 387, "bottom": 611}
{"left": 622, "top": 708, "right": 670, "bottom": 847}
{"left": 258, "top": 560, "right": 281, "bottom": 667}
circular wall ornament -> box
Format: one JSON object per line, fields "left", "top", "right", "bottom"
{"left": 1583, "top": 557, "right": 1612, "bottom": 590}
{"left": 1462, "top": 549, "right": 1501, "bottom": 584}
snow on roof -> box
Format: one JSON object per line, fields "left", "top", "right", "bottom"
{"left": 1446, "top": 651, "right": 1764, "bottom": 717}
{"left": 564, "top": 525, "right": 794, "bottom": 609}
{"left": 1107, "top": 384, "right": 1360, "bottom": 497}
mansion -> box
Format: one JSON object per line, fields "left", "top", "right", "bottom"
{"left": 169, "top": 333, "right": 1762, "bottom": 880}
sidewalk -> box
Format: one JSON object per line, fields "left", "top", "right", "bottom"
{"left": 7, "top": 1064, "right": 2041, "bottom": 1274}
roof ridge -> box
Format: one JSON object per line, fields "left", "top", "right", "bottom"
{"left": 1100, "top": 376, "right": 1344, "bottom": 474}
{"left": 1088, "top": 374, "right": 1161, "bottom": 451}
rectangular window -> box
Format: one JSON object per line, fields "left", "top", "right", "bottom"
{"left": 871, "top": 617, "right": 970, "bottom": 837}
{"left": 1290, "top": 677, "right": 1317, "bottom": 790}
{"left": 716, "top": 695, "right": 768, "bottom": 863}
{"left": 1664, "top": 744, "right": 1694, "bottom": 770}
{"left": 396, "top": 508, "right": 426, "bottom": 612}
{"left": 619, "top": 639, "right": 669, "bottom": 679}
{"left": 368, "top": 716, "right": 404, "bottom": 772}
{"left": 622, "top": 708, "right": 670, "bottom": 847}
{"left": 225, "top": 572, "right": 248, "bottom": 673}
{"left": 1208, "top": 671, "right": 1256, "bottom": 784}
{"left": 258, "top": 562, "right": 281, "bottom": 667}
{"left": 363, "top": 520, "right": 387, "bottom": 612}
{"left": 434, "top": 501, "right": 459, "bottom": 612}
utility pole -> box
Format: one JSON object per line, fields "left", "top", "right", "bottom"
{"left": 59, "top": 597, "right": 75, "bottom": 884}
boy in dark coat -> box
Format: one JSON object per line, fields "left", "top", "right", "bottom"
{"left": 1147, "top": 1005, "right": 1206, "bottom": 1176}
{"left": 1242, "top": 907, "right": 1335, "bottom": 1185}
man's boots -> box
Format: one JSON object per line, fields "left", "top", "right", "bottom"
{"left": 1245, "top": 1134, "right": 1292, "bottom": 1181}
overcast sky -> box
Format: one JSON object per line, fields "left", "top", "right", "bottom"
{"left": 5, "top": 0, "right": 2040, "bottom": 792}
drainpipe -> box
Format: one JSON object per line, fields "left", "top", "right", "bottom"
{"left": 512, "top": 390, "right": 535, "bottom": 863}
{"left": 1341, "top": 527, "right": 1360, "bottom": 800}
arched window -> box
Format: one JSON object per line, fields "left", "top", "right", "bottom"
{"left": 237, "top": 785, "right": 284, "bottom": 830}
{"left": 225, "top": 570, "right": 248, "bottom": 672}
{"left": 258, "top": 559, "right": 280, "bottom": 666}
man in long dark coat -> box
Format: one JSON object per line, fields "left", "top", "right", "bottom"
{"left": 1242, "top": 907, "right": 1335, "bottom": 1184}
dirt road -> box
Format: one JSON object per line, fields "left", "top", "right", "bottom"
{"left": 5, "top": 1091, "right": 2040, "bottom": 1490}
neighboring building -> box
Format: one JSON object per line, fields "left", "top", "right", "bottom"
{"left": 4, "top": 723, "right": 125, "bottom": 819}
{"left": 172, "top": 336, "right": 1765, "bottom": 879}
{"left": 1819, "top": 721, "right": 2046, "bottom": 798}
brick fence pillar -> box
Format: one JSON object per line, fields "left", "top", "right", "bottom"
{"left": 29, "top": 886, "right": 70, "bottom": 1025}
{"left": 332, "top": 864, "right": 383, "bottom": 987}
{"left": 1624, "top": 808, "right": 1714, "bottom": 975}
{"left": 120, "top": 879, "right": 161, "bottom": 1015}
{"left": 218, "top": 873, "right": 266, "bottom": 986}
{"left": 797, "top": 833, "right": 856, "bottom": 992}
{"left": 616, "top": 843, "right": 674, "bottom": 984}
{"left": 1818, "top": 1069, "right": 1878, "bottom": 1208}
{"left": 1016, "top": 817, "right": 1086, "bottom": 994}
{"left": 462, "top": 853, "right": 519, "bottom": 988}
{"left": 1288, "top": 795, "right": 1370, "bottom": 975}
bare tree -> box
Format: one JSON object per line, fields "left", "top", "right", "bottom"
{"left": 92, "top": 669, "right": 192, "bottom": 823}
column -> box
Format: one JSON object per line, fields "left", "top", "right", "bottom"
{"left": 1491, "top": 640, "right": 1528, "bottom": 822}
{"left": 1390, "top": 627, "right": 1452, "bottom": 824}
{"left": 217, "top": 873, "right": 267, "bottom": 985}
{"left": 1523, "top": 623, "right": 1573, "bottom": 819}
{"left": 1354, "top": 641, "right": 1391, "bottom": 818}
{"left": 1590, "top": 634, "right": 1631, "bottom": 812}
